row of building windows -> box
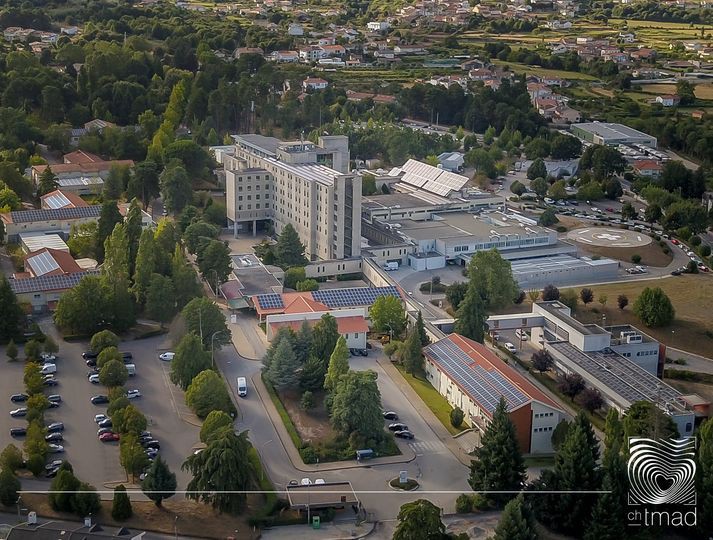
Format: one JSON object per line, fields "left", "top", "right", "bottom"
{"left": 534, "top": 426, "right": 554, "bottom": 433}
{"left": 534, "top": 412, "right": 555, "bottom": 418}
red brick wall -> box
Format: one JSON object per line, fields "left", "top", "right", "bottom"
{"left": 509, "top": 405, "right": 532, "bottom": 454}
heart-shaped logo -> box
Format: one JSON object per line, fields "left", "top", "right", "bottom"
{"left": 628, "top": 438, "right": 696, "bottom": 506}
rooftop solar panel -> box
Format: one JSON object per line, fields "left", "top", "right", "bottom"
{"left": 256, "top": 293, "right": 284, "bottom": 310}
{"left": 9, "top": 271, "right": 99, "bottom": 294}
{"left": 9, "top": 206, "right": 101, "bottom": 224}
{"left": 26, "top": 251, "right": 60, "bottom": 276}
{"left": 311, "top": 285, "right": 401, "bottom": 308}
{"left": 43, "top": 192, "right": 72, "bottom": 210}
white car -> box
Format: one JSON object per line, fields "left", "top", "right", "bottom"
{"left": 126, "top": 390, "right": 141, "bottom": 399}
{"left": 315, "top": 479, "right": 325, "bottom": 484}
{"left": 94, "top": 414, "right": 107, "bottom": 424}
{"left": 300, "top": 478, "right": 312, "bottom": 485}
{"left": 88, "top": 374, "right": 100, "bottom": 384}
{"left": 48, "top": 444, "right": 64, "bottom": 453}
{"left": 504, "top": 343, "right": 517, "bottom": 353}
{"left": 159, "top": 352, "right": 175, "bottom": 362}
{"left": 41, "top": 354, "right": 57, "bottom": 362}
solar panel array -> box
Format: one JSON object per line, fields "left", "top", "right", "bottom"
{"left": 398, "top": 159, "right": 468, "bottom": 197}
{"left": 43, "top": 192, "right": 72, "bottom": 210}
{"left": 255, "top": 293, "right": 285, "bottom": 310}
{"left": 425, "top": 338, "right": 529, "bottom": 414}
{"left": 10, "top": 206, "right": 101, "bottom": 224}
{"left": 9, "top": 270, "right": 99, "bottom": 294}
{"left": 311, "top": 285, "right": 401, "bottom": 308}
{"left": 26, "top": 251, "right": 60, "bottom": 276}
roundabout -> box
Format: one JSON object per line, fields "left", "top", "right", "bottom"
{"left": 567, "top": 227, "right": 652, "bottom": 248}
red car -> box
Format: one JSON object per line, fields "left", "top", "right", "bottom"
{"left": 99, "top": 432, "right": 120, "bottom": 442}
{"left": 672, "top": 239, "right": 680, "bottom": 245}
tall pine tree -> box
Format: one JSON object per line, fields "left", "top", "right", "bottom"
{"left": 401, "top": 325, "right": 423, "bottom": 375}
{"left": 324, "top": 335, "right": 350, "bottom": 392}
{"left": 491, "top": 495, "right": 538, "bottom": 540}
{"left": 454, "top": 284, "right": 486, "bottom": 343}
{"left": 0, "top": 276, "right": 23, "bottom": 342}
{"left": 469, "top": 397, "right": 526, "bottom": 507}
{"left": 415, "top": 310, "right": 429, "bottom": 346}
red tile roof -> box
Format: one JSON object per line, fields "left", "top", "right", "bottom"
{"left": 270, "top": 315, "right": 368, "bottom": 335}
{"left": 40, "top": 190, "right": 89, "bottom": 209}
{"left": 63, "top": 150, "right": 102, "bottom": 164}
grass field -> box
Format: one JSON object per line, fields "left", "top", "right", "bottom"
{"left": 562, "top": 275, "right": 713, "bottom": 357}
{"left": 492, "top": 60, "right": 598, "bottom": 81}
{"left": 578, "top": 241, "right": 673, "bottom": 267}
{"left": 638, "top": 83, "right": 713, "bottom": 101}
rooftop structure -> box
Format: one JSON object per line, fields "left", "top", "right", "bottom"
{"left": 389, "top": 159, "right": 469, "bottom": 198}
{"left": 19, "top": 233, "right": 69, "bottom": 254}
{"left": 424, "top": 334, "right": 565, "bottom": 453}
{"left": 571, "top": 122, "right": 657, "bottom": 148}
{"left": 230, "top": 253, "right": 283, "bottom": 297}
{"left": 9, "top": 270, "right": 99, "bottom": 295}
{"left": 509, "top": 254, "right": 619, "bottom": 288}
{"left": 24, "top": 248, "right": 82, "bottom": 277}
{"left": 2, "top": 205, "right": 101, "bottom": 225}
{"left": 40, "top": 190, "right": 89, "bottom": 210}
{"left": 285, "top": 481, "right": 359, "bottom": 510}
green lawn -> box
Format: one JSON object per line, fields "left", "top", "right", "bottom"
{"left": 492, "top": 60, "right": 598, "bottom": 81}
{"left": 395, "top": 364, "right": 464, "bottom": 436}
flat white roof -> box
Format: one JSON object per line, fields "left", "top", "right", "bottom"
{"left": 20, "top": 233, "right": 69, "bottom": 253}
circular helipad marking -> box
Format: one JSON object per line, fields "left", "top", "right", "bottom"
{"left": 567, "top": 227, "right": 652, "bottom": 248}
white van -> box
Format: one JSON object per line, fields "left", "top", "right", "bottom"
{"left": 41, "top": 363, "right": 57, "bottom": 375}
{"left": 125, "top": 364, "right": 136, "bottom": 376}
{"left": 237, "top": 377, "right": 248, "bottom": 397}
{"left": 515, "top": 329, "right": 528, "bottom": 341}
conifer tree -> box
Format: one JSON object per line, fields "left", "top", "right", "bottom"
{"left": 491, "top": 495, "right": 538, "bottom": 540}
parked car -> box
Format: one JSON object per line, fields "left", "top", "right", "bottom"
{"left": 82, "top": 351, "right": 98, "bottom": 360}
{"left": 10, "top": 427, "right": 26, "bottom": 437}
{"left": 10, "top": 393, "right": 28, "bottom": 403}
{"left": 671, "top": 270, "right": 682, "bottom": 276}
{"left": 142, "top": 439, "right": 160, "bottom": 450}
{"left": 98, "top": 418, "right": 113, "bottom": 428}
{"left": 43, "top": 378, "right": 59, "bottom": 387}
{"left": 99, "top": 432, "right": 120, "bottom": 442}
{"left": 45, "top": 460, "right": 64, "bottom": 471}
{"left": 504, "top": 343, "right": 517, "bottom": 353}
{"left": 145, "top": 448, "right": 159, "bottom": 458}
{"left": 10, "top": 408, "right": 27, "bottom": 417}
{"left": 47, "top": 444, "right": 64, "bottom": 453}
{"left": 300, "top": 478, "right": 312, "bottom": 485}
{"left": 288, "top": 480, "right": 298, "bottom": 486}
{"left": 159, "top": 352, "right": 175, "bottom": 361}
{"left": 40, "top": 364, "right": 57, "bottom": 375}
{"left": 48, "top": 401, "right": 60, "bottom": 409}
{"left": 388, "top": 423, "right": 408, "bottom": 432}
{"left": 88, "top": 374, "right": 100, "bottom": 384}
{"left": 41, "top": 353, "right": 57, "bottom": 362}
{"left": 47, "top": 395, "right": 62, "bottom": 403}
{"left": 95, "top": 414, "right": 108, "bottom": 424}
{"left": 91, "top": 395, "right": 109, "bottom": 405}
{"left": 85, "top": 359, "right": 97, "bottom": 367}
{"left": 47, "top": 422, "right": 64, "bottom": 432}
{"left": 97, "top": 427, "right": 113, "bottom": 437}
{"left": 315, "top": 479, "right": 325, "bottom": 485}
{"left": 86, "top": 368, "right": 99, "bottom": 377}
{"left": 45, "top": 433, "right": 63, "bottom": 442}
{"left": 394, "top": 430, "right": 415, "bottom": 440}
{"left": 382, "top": 411, "right": 399, "bottom": 421}
{"left": 45, "top": 466, "right": 61, "bottom": 478}
{"left": 126, "top": 390, "right": 141, "bottom": 399}
{"left": 515, "top": 329, "right": 528, "bottom": 341}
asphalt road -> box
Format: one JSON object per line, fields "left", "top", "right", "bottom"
{"left": 11, "top": 320, "right": 201, "bottom": 497}
{"left": 213, "top": 336, "right": 469, "bottom": 521}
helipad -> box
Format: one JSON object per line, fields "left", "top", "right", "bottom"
{"left": 567, "top": 227, "right": 652, "bottom": 248}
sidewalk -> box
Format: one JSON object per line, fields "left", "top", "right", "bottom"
{"left": 260, "top": 520, "right": 377, "bottom": 540}
{"left": 250, "top": 368, "right": 417, "bottom": 473}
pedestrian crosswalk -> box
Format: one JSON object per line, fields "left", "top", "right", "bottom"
{"left": 409, "top": 440, "right": 444, "bottom": 455}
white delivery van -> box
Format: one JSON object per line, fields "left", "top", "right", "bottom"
{"left": 237, "top": 377, "right": 248, "bottom": 397}
{"left": 126, "top": 364, "right": 136, "bottom": 376}
{"left": 41, "top": 363, "right": 57, "bottom": 375}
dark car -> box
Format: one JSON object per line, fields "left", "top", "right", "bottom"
{"left": 85, "top": 358, "right": 97, "bottom": 367}
{"left": 358, "top": 349, "right": 368, "bottom": 357}
{"left": 98, "top": 418, "right": 113, "bottom": 428}
{"left": 82, "top": 351, "right": 98, "bottom": 360}
{"left": 10, "top": 393, "right": 29, "bottom": 403}
{"left": 48, "top": 395, "right": 62, "bottom": 403}
{"left": 382, "top": 411, "right": 399, "bottom": 421}
{"left": 43, "top": 378, "right": 59, "bottom": 387}
{"left": 121, "top": 352, "right": 133, "bottom": 360}
{"left": 45, "top": 467, "right": 61, "bottom": 478}
{"left": 10, "top": 408, "right": 27, "bottom": 417}
{"left": 388, "top": 423, "right": 408, "bottom": 432}
{"left": 141, "top": 439, "right": 160, "bottom": 450}
{"left": 671, "top": 270, "right": 682, "bottom": 276}
{"left": 48, "top": 401, "right": 60, "bottom": 409}
{"left": 45, "top": 432, "right": 63, "bottom": 442}
{"left": 47, "top": 422, "right": 64, "bottom": 432}
{"left": 10, "top": 427, "right": 26, "bottom": 437}
{"left": 139, "top": 431, "right": 152, "bottom": 439}
{"left": 394, "top": 430, "right": 415, "bottom": 440}
{"left": 91, "top": 395, "right": 109, "bottom": 405}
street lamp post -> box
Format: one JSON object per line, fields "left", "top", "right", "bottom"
{"left": 208, "top": 269, "right": 219, "bottom": 298}
{"left": 211, "top": 330, "right": 229, "bottom": 369}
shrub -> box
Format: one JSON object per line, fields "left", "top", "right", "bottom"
{"left": 300, "top": 390, "right": 314, "bottom": 410}
{"left": 456, "top": 493, "right": 473, "bottom": 513}
{"left": 26, "top": 454, "right": 45, "bottom": 477}
{"left": 450, "top": 407, "right": 464, "bottom": 428}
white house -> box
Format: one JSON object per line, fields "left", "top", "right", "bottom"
{"left": 302, "top": 77, "right": 329, "bottom": 91}
{"left": 367, "top": 21, "right": 390, "bottom": 32}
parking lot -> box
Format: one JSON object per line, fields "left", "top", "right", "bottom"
{"left": 2, "top": 318, "right": 200, "bottom": 496}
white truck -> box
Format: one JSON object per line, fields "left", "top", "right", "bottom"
{"left": 383, "top": 261, "right": 399, "bottom": 271}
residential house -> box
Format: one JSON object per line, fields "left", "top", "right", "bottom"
{"left": 630, "top": 48, "right": 657, "bottom": 62}
{"left": 633, "top": 160, "right": 663, "bottom": 178}
{"left": 367, "top": 21, "right": 390, "bottom": 31}
{"left": 10, "top": 270, "right": 100, "bottom": 312}
{"left": 527, "top": 82, "right": 553, "bottom": 100}
{"left": 546, "top": 20, "right": 572, "bottom": 30}
{"left": 618, "top": 32, "right": 636, "bottom": 43}
{"left": 40, "top": 190, "right": 89, "bottom": 210}
{"left": 30, "top": 160, "right": 134, "bottom": 195}
{"left": 554, "top": 106, "right": 581, "bottom": 123}
{"left": 692, "top": 110, "right": 706, "bottom": 120}
{"left": 656, "top": 94, "right": 680, "bottom": 107}
{"left": 288, "top": 23, "right": 304, "bottom": 36}
{"left": 63, "top": 150, "right": 102, "bottom": 165}
{"left": 271, "top": 50, "right": 299, "bottom": 63}
{"left": 21, "top": 248, "right": 83, "bottom": 278}
{"left": 302, "top": 77, "right": 329, "bottom": 91}
{"left": 393, "top": 45, "right": 426, "bottom": 55}
{"left": 0, "top": 206, "right": 103, "bottom": 242}
{"left": 234, "top": 47, "right": 264, "bottom": 58}
{"left": 84, "top": 119, "right": 116, "bottom": 133}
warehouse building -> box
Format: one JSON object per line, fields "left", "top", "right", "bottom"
{"left": 487, "top": 302, "right": 709, "bottom": 436}
{"left": 424, "top": 334, "right": 565, "bottom": 454}
{"left": 571, "top": 122, "right": 657, "bottom": 148}
{"left": 225, "top": 134, "right": 361, "bottom": 261}
{"left": 509, "top": 254, "right": 619, "bottom": 288}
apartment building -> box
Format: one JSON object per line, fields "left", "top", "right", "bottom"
{"left": 224, "top": 134, "right": 361, "bottom": 260}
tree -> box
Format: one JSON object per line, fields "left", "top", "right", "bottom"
{"left": 296, "top": 279, "right": 319, "bottom": 292}
{"left": 469, "top": 397, "right": 526, "bottom": 506}
{"left": 43, "top": 336, "right": 58, "bottom": 355}
{"left": 97, "top": 347, "right": 122, "bottom": 369}
{"left": 393, "top": 499, "right": 446, "bottom": 540}
{"left": 73, "top": 483, "right": 101, "bottom": 517}
{"left": 145, "top": 274, "right": 176, "bottom": 327}
{"left": 113, "top": 404, "right": 148, "bottom": 436}
{"left": 172, "top": 246, "right": 201, "bottom": 309}
{"left": 160, "top": 163, "right": 192, "bottom": 213}
{"left": 598, "top": 294, "right": 608, "bottom": 309}
{"left": 274, "top": 224, "right": 308, "bottom": 268}
{"left": 67, "top": 222, "right": 97, "bottom": 259}
{"left": 200, "top": 410, "right": 233, "bottom": 444}
{"left": 530, "top": 177, "right": 549, "bottom": 199}
{"left": 300, "top": 354, "right": 327, "bottom": 392}
{"left": 301, "top": 390, "right": 314, "bottom": 410}
{"left": 0, "top": 468, "right": 20, "bottom": 507}
{"left": 119, "top": 434, "right": 149, "bottom": 482}
{"left": 49, "top": 469, "right": 80, "bottom": 511}
{"left": 324, "top": 336, "right": 350, "bottom": 392}
{"left": 450, "top": 407, "right": 464, "bottom": 428}
{"left": 617, "top": 294, "right": 628, "bottom": 311}
{"left": 0, "top": 444, "right": 23, "bottom": 472}
{"left": 491, "top": 495, "right": 538, "bottom": 540}
{"left": 696, "top": 418, "right": 713, "bottom": 539}
{"left": 604, "top": 178, "right": 623, "bottom": 200}
{"left": 531, "top": 349, "right": 554, "bottom": 373}
{"left": 0, "top": 277, "right": 23, "bottom": 342}
{"left": 676, "top": 79, "right": 695, "bottom": 105}
{"left": 510, "top": 180, "right": 526, "bottom": 196}
{"left": 90, "top": 330, "right": 119, "bottom": 354}
{"left": 551, "top": 420, "right": 570, "bottom": 451}
{"left": 128, "top": 160, "right": 160, "bottom": 203}
{"left": 633, "top": 287, "right": 675, "bottom": 327}
{"left": 622, "top": 401, "right": 678, "bottom": 440}
{"left": 576, "top": 182, "right": 605, "bottom": 202}
{"left": 550, "top": 134, "right": 582, "bottom": 160}
{"left": 579, "top": 145, "right": 625, "bottom": 180}
{"left": 643, "top": 203, "right": 662, "bottom": 224}
{"left": 103, "top": 165, "right": 129, "bottom": 200}
{"left": 446, "top": 282, "right": 468, "bottom": 312}
{"left": 401, "top": 326, "right": 423, "bottom": 375}
{"left": 186, "top": 370, "right": 236, "bottom": 418}
{"left": 580, "top": 287, "right": 594, "bottom": 305}
{"left": 467, "top": 249, "right": 519, "bottom": 310}
{"left": 23, "top": 363, "right": 44, "bottom": 395}
{"left": 557, "top": 373, "right": 585, "bottom": 400}
{"left": 527, "top": 159, "right": 547, "bottom": 181}
{"left": 576, "top": 387, "right": 604, "bottom": 412}
{"left": 369, "top": 295, "right": 406, "bottom": 337}
{"left": 620, "top": 202, "right": 636, "bottom": 221}
{"left": 312, "top": 313, "right": 340, "bottom": 365}
{"left": 454, "top": 285, "right": 486, "bottom": 343}
{"left": 181, "top": 297, "right": 230, "bottom": 347}
{"left": 584, "top": 445, "right": 628, "bottom": 540}
{"left": 95, "top": 201, "right": 123, "bottom": 262}
{"left": 330, "top": 370, "right": 383, "bottom": 440}
{"left": 542, "top": 284, "right": 560, "bottom": 301}
{"left": 24, "top": 340, "right": 42, "bottom": 362}
{"left": 183, "top": 430, "right": 253, "bottom": 514}
{"left": 170, "top": 333, "right": 212, "bottom": 390}
{"left": 547, "top": 180, "right": 567, "bottom": 200}
{"left": 663, "top": 201, "right": 709, "bottom": 234}
{"left": 538, "top": 208, "right": 558, "bottom": 226}
{"left": 283, "top": 267, "right": 306, "bottom": 290}
{"left": 111, "top": 485, "right": 132, "bottom": 521}
{"left": 198, "top": 240, "right": 232, "bottom": 285}
{"left": 142, "top": 456, "right": 176, "bottom": 507}
{"left": 183, "top": 221, "right": 219, "bottom": 255}
{"left": 37, "top": 166, "right": 59, "bottom": 196}
{"left": 6, "top": 340, "right": 18, "bottom": 362}
{"left": 266, "top": 336, "right": 301, "bottom": 391}
{"left": 0, "top": 187, "right": 21, "bottom": 210}
{"left": 100, "top": 359, "right": 129, "bottom": 388}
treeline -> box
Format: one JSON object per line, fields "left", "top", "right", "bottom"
{"left": 611, "top": 1, "right": 713, "bottom": 24}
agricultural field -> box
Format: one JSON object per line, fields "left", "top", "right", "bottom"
{"left": 639, "top": 83, "right": 713, "bottom": 101}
